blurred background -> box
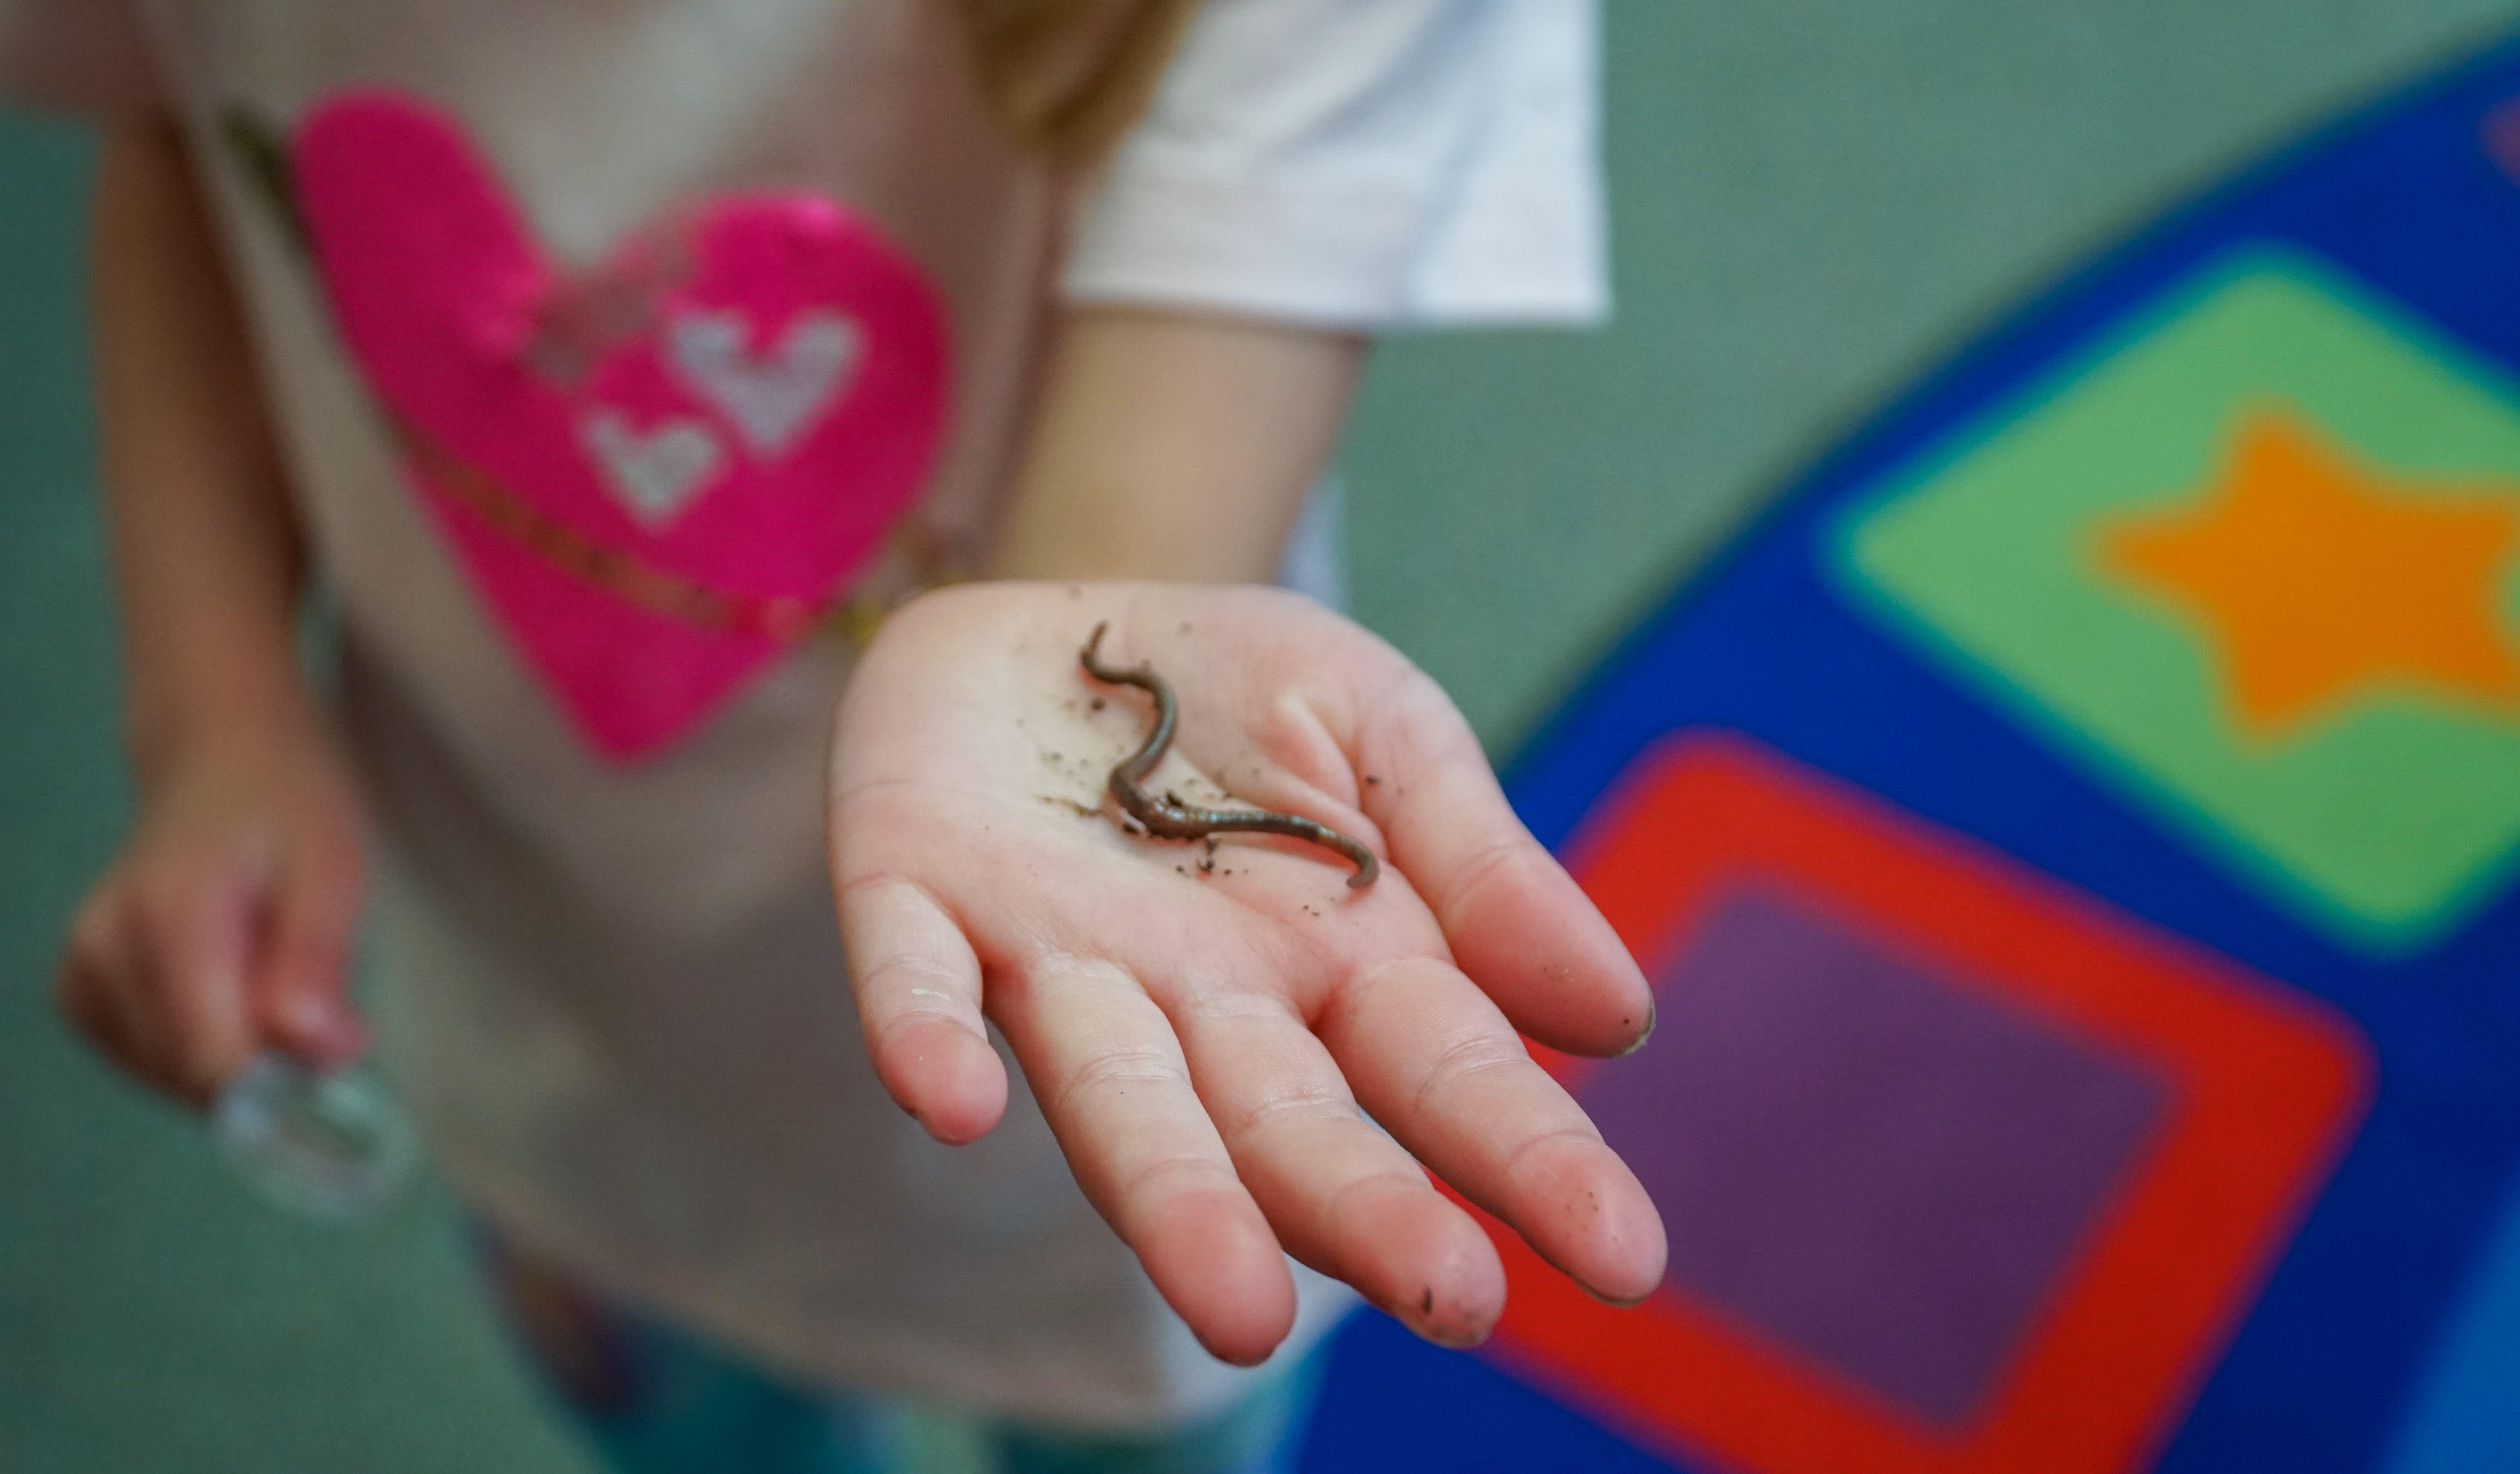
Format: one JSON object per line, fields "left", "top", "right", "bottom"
{"left": 7, "top": 1, "right": 2520, "bottom": 1469}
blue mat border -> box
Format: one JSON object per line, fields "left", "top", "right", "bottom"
{"left": 1311, "top": 28, "right": 2520, "bottom": 1474}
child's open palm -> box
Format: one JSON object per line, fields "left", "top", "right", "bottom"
{"left": 829, "top": 582, "right": 1666, "bottom": 1365}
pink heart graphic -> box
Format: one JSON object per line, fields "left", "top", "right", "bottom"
{"left": 293, "top": 91, "right": 949, "bottom": 760}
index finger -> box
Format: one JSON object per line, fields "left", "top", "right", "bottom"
{"left": 1364, "top": 675, "right": 1653, "bottom": 1057}
{"left": 1319, "top": 954, "right": 1666, "bottom": 1307}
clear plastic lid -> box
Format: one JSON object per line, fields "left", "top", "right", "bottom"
{"left": 211, "top": 1050, "right": 418, "bottom": 1220}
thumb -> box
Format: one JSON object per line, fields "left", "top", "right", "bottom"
{"left": 254, "top": 833, "right": 368, "bottom": 1068}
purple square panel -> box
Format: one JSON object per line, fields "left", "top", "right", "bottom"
{"left": 1576, "top": 888, "right": 2171, "bottom": 1428}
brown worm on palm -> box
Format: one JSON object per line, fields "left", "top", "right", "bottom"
{"left": 1079, "top": 622, "right": 1379, "bottom": 889}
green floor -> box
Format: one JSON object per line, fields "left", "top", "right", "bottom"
{"left": 5, "top": 3, "right": 2517, "bottom": 1469}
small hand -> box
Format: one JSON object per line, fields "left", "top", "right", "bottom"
{"left": 58, "top": 718, "right": 368, "bottom": 1107}
{"left": 829, "top": 583, "right": 1664, "bottom": 1365}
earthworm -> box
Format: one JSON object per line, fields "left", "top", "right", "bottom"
{"left": 1079, "top": 622, "right": 1379, "bottom": 889}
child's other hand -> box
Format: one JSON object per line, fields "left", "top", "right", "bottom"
{"left": 58, "top": 717, "right": 368, "bottom": 1107}
{"left": 829, "top": 583, "right": 1665, "bottom": 1366}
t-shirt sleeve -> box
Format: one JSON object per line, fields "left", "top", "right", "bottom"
{"left": 1060, "top": 0, "right": 1607, "bottom": 329}
{"left": 0, "top": 0, "right": 162, "bottom": 114}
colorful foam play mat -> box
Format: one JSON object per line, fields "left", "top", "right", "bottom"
{"left": 1301, "top": 30, "right": 2520, "bottom": 1474}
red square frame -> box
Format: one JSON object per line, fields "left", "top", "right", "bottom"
{"left": 1476, "top": 730, "right": 2373, "bottom": 1474}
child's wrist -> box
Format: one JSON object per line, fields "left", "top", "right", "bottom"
{"left": 127, "top": 659, "right": 330, "bottom": 797}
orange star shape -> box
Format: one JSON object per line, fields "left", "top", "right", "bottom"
{"left": 2098, "top": 405, "right": 2520, "bottom": 738}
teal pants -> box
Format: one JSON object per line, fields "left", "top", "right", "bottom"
{"left": 478, "top": 1231, "right": 1328, "bottom": 1474}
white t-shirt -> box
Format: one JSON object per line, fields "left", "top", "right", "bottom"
{"left": 3, "top": 0, "right": 1606, "bottom": 1427}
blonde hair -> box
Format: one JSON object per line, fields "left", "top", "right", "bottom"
{"left": 955, "top": 0, "right": 1202, "bottom": 166}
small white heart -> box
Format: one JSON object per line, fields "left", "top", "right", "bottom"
{"left": 580, "top": 409, "right": 725, "bottom": 528}
{"left": 667, "top": 307, "right": 863, "bottom": 459}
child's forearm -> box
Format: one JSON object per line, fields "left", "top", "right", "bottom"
{"left": 984, "top": 307, "right": 1364, "bottom": 582}
{"left": 91, "top": 119, "right": 318, "bottom": 787}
